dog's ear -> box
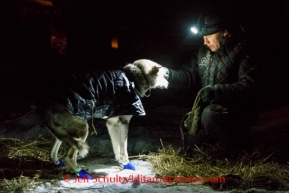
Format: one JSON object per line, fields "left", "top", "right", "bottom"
{"left": 149, "top": 65, "right": 159, "bottom": 76}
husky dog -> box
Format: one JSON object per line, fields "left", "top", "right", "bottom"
{"left": 44, "top": 59, "right": 168, "bottom": 178}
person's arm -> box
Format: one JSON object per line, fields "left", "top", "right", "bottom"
{"left": 164, "top": 54, "right": 200, "bottom": 90}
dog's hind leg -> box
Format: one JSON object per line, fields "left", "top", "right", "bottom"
{"left": 65, "top": 120, "right": 93, "bottom": 179}
{"left": 64, "top": 147, "right": 79, "bottom": 171}
{"left": 107, "top": 115, "right": 134, "bottom": 170}
{"left": 51, "top": 138, "right": 64, "bottom": 166}
{"left": 63, "top": 120, "right": 89, "bottom": 171}
{"left": 45, "top": 102, "right": 92, "bottom": 179}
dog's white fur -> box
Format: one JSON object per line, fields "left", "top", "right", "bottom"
{"left": 44, "top": 59, "right": 168, "bottom": 172}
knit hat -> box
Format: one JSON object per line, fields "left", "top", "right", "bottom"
{"left": 198, "top": 10, "right": 229, "bottom": 36}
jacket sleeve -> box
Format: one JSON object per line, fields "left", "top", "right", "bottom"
{"left": 213, "top": 44, "right": 258, "bottom": 104}
{"left": 167, "top": 54, "right": 200, "bottom": 89}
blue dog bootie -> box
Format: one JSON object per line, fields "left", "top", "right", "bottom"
{"left": 76, "top": 169, "right": 94, "bottom": 180}
{"left": 122, "top": 162, "right": 135, "bottom": 171}
{"left": 56, "top": 159, "right": 65, "bottom": 167}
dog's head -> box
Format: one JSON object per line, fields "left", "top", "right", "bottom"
{"left": 123, "top": 59, "right": 169, "bottom": 97}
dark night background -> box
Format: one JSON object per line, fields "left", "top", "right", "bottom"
{"left": 0, "top": 0, "right": 289, "bottom": 114}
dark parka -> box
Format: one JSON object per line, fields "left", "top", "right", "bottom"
{"left": 168, "top": 34, "right": 259, "bottom": 136}
{"left": 168, "top": 34, "right": 258, "bottom": 111}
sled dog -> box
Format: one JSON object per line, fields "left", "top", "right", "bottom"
{"left": 44, "top": 59, "right": 168, "bottom": 177}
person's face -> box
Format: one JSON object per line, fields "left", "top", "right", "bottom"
{"left": 203, "top": 32, "right": 225, "bottom": 52}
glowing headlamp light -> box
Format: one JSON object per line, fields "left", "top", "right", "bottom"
{"left": 190, "top": 26, "right": 199, "bottom": 34}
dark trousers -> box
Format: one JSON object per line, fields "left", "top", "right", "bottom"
{"left": 187, "top": 104, "right": 257, "bottom": 150}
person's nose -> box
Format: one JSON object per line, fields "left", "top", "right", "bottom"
{"left": 203, "top": 37, "right": 209, "bottom": 45}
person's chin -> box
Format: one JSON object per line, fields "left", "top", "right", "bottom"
{"left": 207, "top": 46, "right": 214, "bottom": 51}
{"left": 210, "top": 48, "right": 216, "bottom": 52}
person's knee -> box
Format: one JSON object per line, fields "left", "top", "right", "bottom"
{"left": 201, "top": 104, "right": 228, "bottom": 130}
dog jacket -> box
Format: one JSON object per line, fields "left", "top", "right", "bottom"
{"left": 50, "top": 70, "right": 145, "bottom": 119}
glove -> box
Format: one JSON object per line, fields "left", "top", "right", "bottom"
{"left": 198, "top": 85, "right": 215, "bottom": 103}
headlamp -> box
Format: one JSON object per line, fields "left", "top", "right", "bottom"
{"left": 190, "top": 11, "right": 228, "bottom": 36}
{"left": 190, "top": 26, "right": 199, "bottom": 34}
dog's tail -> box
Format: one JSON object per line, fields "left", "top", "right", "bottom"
{"left": 62, "top": 137, "right": 89, "bottom": 157}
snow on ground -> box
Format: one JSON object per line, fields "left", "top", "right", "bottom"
{"left": 22, "top": 158, "right": 231, "bottom": 193}
{"left": 23, "top": 158, "right": 289, "bottom": 193}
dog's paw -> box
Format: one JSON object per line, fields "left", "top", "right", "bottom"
{"left": 122, "top": 162, "right": 135, "bottom": 171}
{"left": 56, "top": 159, "right": 65, "bottom": 167}
{"left": 77, "top": 169, "right": 93, "bottom": 180}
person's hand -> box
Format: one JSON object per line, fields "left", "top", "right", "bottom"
{"left": 198, "top": 85, "right": 215, "bottom": 103}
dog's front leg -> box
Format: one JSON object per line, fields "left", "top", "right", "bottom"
{"left": 107, "top": 115, "right": 134, "bottom": 170}
{"left": 118, "top": 115, "right": 132, "bottom": 165}
{"left": 107, "top": 116, "right": 121, "bottom": 162}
